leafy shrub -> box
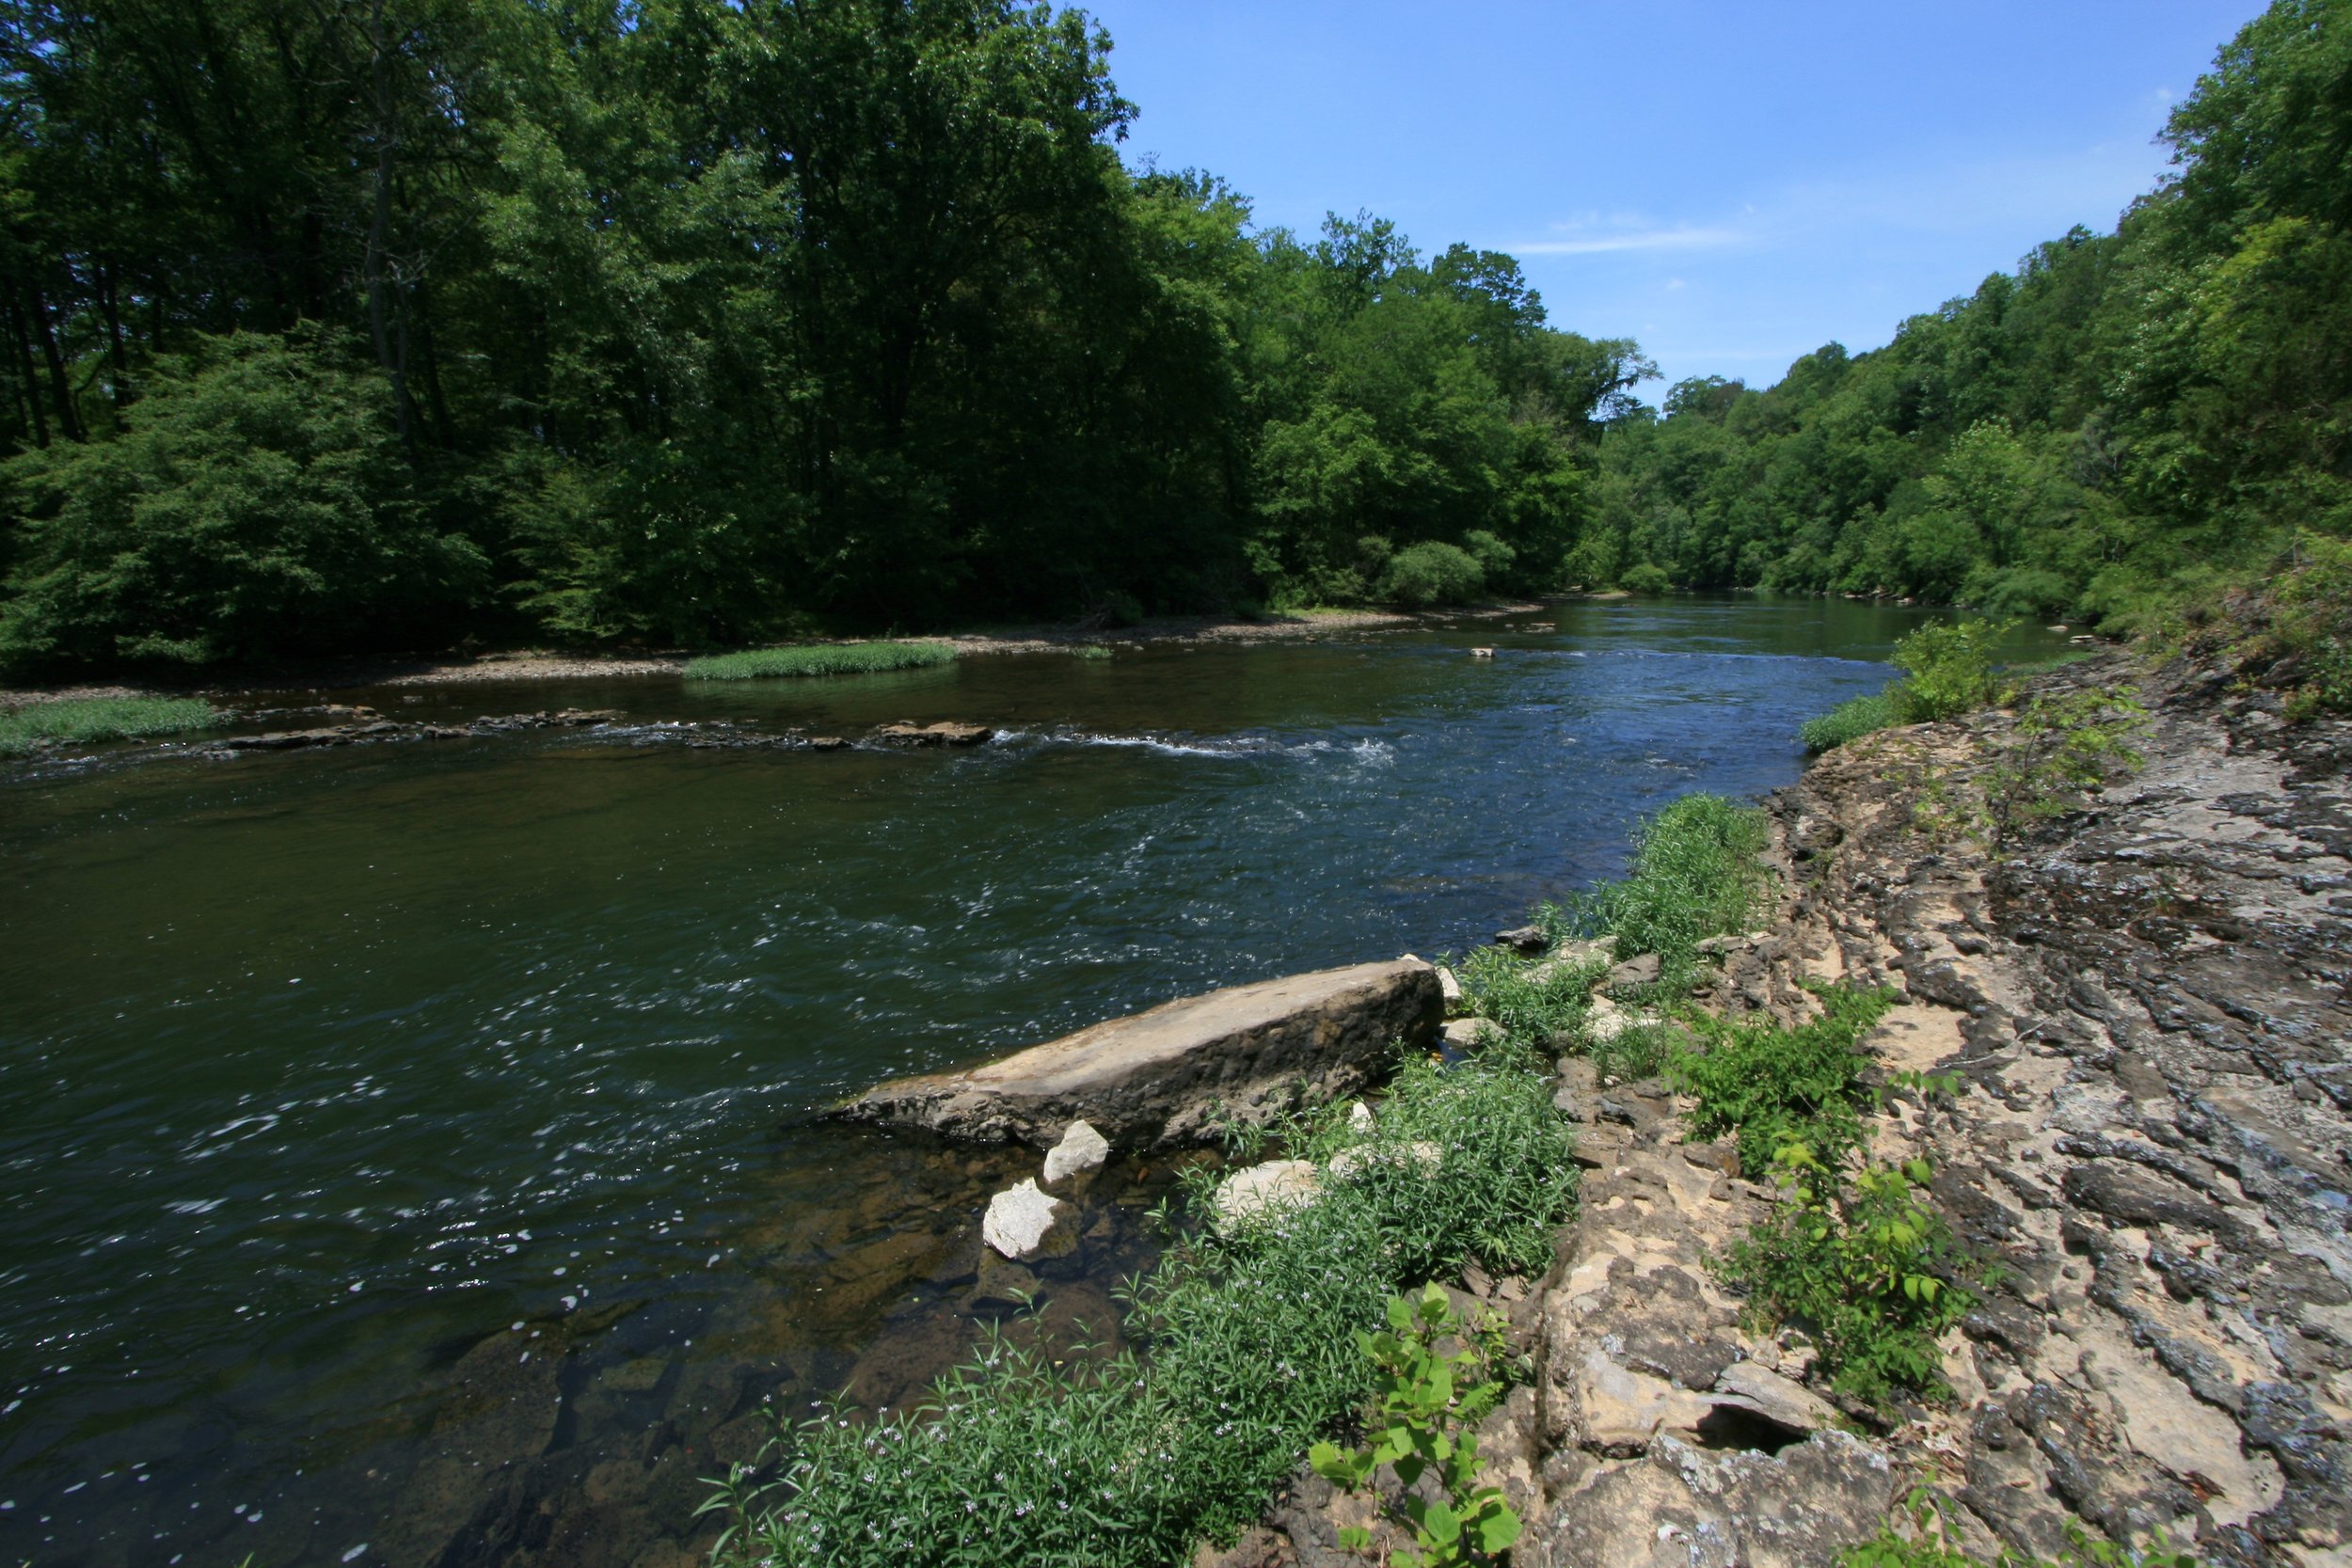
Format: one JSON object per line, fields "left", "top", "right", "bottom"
{"left": 1670, "top": 984, "right": 1897, "bottom": 1180}
{"left": 683, "top": 641, "right": 958, "bottom": 679}
{"left": 1071, "top": 644, "right": 1113, "bottom": 661}
{"left": 1452, "top": 943, "right": 1607, "bottom": 1050}
{"left": 1618, "top": 562, "right": 1672, "bottom": 595}
{"left": 1460, "top": 530, "right": 1517, "bottom": 587}
{"left": 1980, "top": 689, "right": 2148, "bottom": 847}
{"left": 2265, "top": 531, "right": 2352, "bottom": 719}
{"left": 1801, "top": 689, "right": 1901, "bottom": 752}
{"left": 1888, "top": 617, "right": 2010, "bottom": 721}
{"left": 1575, "top": 793, "right": 1771, "bottom": 988}
{"left": 1380, "top": 542, "right": 1486, "bottom": 609}
{"left": 706, "top": 1050, "right": 1575, "bottom": 1568}
{"left": 1310, "top": 1284, "right": 1521, "bottom": 1566}
{"left": 1723, "top": 1148, "right": 1976, "bottom": 1404}
{"left": 0, "top": 330, "right": 485, "bottom": 671}
{"left": 0, "top": 695, "right": 217, "bottom": 756}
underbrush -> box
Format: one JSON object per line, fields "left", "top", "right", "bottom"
{"left": 1673, "top": 986, "right": 1980, "bottom": 1405}
{"left": 1671, "top": 983, "right": 1897, "bottom": 1179}
{"left": 683, "top": 641, "right": 958, "bottom": 679}
{"left": 1844, "top": 1487, "right": 2201, "bottom": 1568}
{"left": 0, "top": 695, "right": 216, "bottom": 755}
{"left": 705, "top": 1050, "right": 1575, "bottom": 1568}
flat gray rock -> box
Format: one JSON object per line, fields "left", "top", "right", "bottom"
{"left": 836, "top": 958, "right": 1442, "bottom": 1147}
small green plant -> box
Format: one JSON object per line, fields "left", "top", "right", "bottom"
{"left": 1670, "top": 983, "right": 1899, "bottom": 1179}
{"left": 1070, "top": 643, "right": 1113, "bottom": 660}
{"left": 0, "top": 695, "right": 218, "bottom": 755}
{"left": 1980, "top": 687, "right": 2147, "bottom": 847}
{"left": 682, "top": 641, "right": 958, "bottom": 679}
{"left": 1618, "top": 562, "right": 1672, "bottom": 595}
{"left": 1890, "top": 617, "right": 2011, "bottom": 721}
{"left": 1802, "top": 689, "right": 1900, "bottom": 752}
{"left": 1722, "top": 1148, "right": 1976, "bottom": 1404}
{"left": 2265, "top": 531, "right": 2352, "bottom": 720}
{"left": 1310, "top": 1284, "right": 1522, "bottom": 1567}
{"left": 1842, "top": 1485, "right": 2203, "bottom": 1567}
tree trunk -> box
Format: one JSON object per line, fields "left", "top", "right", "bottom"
{"left": 8, "top": 294, "right": 50, "bottom": 448}
{"left": 27, "top": 281, "right": 83, "bottom": 441}
{"left": 361, "top": 0, "right": 416, "bottom": 452}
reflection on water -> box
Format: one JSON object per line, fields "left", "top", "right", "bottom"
{"left": 0, "top": 599, "right": 2025, "bottom": 1566}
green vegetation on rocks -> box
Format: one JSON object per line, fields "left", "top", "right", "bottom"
{"left": 705, "top": 1050, "right": 1574, "bottom": 1568}
{"left": 0, "top": 695, "right": 216, "bottom": 755}
{"left": 1802, "top": 690, "right": 1901, "bottom": 753}
{"left": 682, "top": 642, "right": 958, "bottom": 680}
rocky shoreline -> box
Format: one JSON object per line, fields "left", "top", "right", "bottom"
{"left": 1176, "top": 654, "right": 2351, "bottom": 1567}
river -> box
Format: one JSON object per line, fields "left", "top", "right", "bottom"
{"left": 0, "top": 599, "right": 2017, "bottom": 1568}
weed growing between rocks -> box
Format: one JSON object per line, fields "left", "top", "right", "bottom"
{"left": 1671, "top": 983, "right": 1898, "bottom": 1180}
{"left": 1842, "top": 1486, "right": 2202, "bottom": 1568}
{"left": 682, "top": 641, "right": 958, "bottom": 679}
{"left": 1670, "top": 990, "right": 1983, "bottom": 1406}
{"left": 704, "top": 1048, "right": 1574, "bottom": 1568}
{"left": 0, "top": 695, "right": 215, "bottom": 755}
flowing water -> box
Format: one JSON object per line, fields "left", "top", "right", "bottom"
{"left": 0, "top": 599, "right": 2042, "bottom": 1568}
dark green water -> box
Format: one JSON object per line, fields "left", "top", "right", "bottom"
{"left": 0, "top": 600, "right": 2027, "bottom": 1568}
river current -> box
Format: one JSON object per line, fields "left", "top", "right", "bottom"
{"left": 0, "top": 599, "right": 2007, "bottom": 1567}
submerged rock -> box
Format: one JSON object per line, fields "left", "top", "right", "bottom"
{"left": 1212, "top": 1160, "right": 1322, "bottom": 1227}
{"left": 836, "top": 958, "right": 1442, "bottom": 1147}
{"left": 872, "top": 721, "right": 993, "bottom": 747}
{"left": 978, "top": 1179, "right": 1075, "bottom": 1261}
{"left": 1494, "top": 924, "right": 1549, "bottom": 955}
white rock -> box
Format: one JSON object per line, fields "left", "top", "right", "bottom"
{"left": 980, "top": 1179, "right": 1076, "bottom": 1261}
{"left": 1348, "top": 1101, "right": 1375, "bottom": 1133}
{"left": 1442, "top": 1017, "right": 1499, "bottom": 1050}
{"left": 1213, "top": 1160, "right": 1322, "bottom": 1227}
{"left": 1437, "top": 966, "right": 1464, "bottom": 1014}
{"left": 1328, "top": 1140, "right": 1443, "bottom": 1181}
{"left": 1041, "top": 1118, "right": 1110, "bottom": 1188}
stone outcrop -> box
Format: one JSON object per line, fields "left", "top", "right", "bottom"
{"left": 1207, "top": 657, "right": 2352, "bottom": 1568}
{"left": 837, "top": 958, "right": 1444, "bottom": 1148}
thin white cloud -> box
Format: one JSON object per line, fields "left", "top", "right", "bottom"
{"left": 1512, "top": 226, "right": 1746, "bottom": 256}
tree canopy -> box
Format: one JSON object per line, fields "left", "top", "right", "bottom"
{"left": 1, "top": 0, "right": 2346, "bottom": 670}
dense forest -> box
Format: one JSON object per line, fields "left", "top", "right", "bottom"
{"left": 0, "top": 0, "right": 2344, "bottom": 673}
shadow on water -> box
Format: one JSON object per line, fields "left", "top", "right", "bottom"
{"left": 0, "top": 599, "right": 2058, "bottom": 1567}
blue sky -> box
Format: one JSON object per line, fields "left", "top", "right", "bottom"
{"left": 1080, "top": 0, "right": 2269, "bottom": 400}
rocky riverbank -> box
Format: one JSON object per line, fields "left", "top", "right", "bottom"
{"left": 1205, "top": 654, "right": 2352, "bottom": 1567}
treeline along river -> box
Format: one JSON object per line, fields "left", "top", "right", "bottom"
{"left": 0, "top": 601, "right": 2058, "bottom": 1568}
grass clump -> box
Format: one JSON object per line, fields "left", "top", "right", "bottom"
{"left": 683, "top": 641, "right": 957, "bottom": 679}
{"left": 706, "top": 1048, "right": 1575, "bottom": 1568}
{"left": 1802, "top": 689, "right": 1900, "bottom": 753}
{"left": 1575, "top": 793, "right": 1771, "bottom": 988}
{"left": 0, "top": 695, "right": 217, "bottom": 755}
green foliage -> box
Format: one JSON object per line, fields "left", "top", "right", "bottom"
{"left": 1980, "top": 688, "right": 2149, "bottom": 847}
{"left": 1379, "top": 542, "right": 1486, "bottom": 609}
{"left": 1670, "top": 984, "right": 1899, "bottom": 1180}
{"left": 1309, "top": 1284, "right": 1522, "bottom": 1566}
{"left": 681, "top": 642, "right": 958, "bottom": 680}
{"left": 1842, "top": 1485, "right": 2204, "bottom": 1568}
{"left": 1802, "top": 689, "right": 1901, "bottom": 752}
{"left": 0, "top": 695, "right": 216, "bottom": 755}
{"left": 706, "top": 1049, "right": 1575, "bottom": 1568}
{"left": 2264, "top": 532, "right": 2352, "bottom": 718}
{"left": 1889, "top": 618, "right": 2010, "bottom": 722}
{"left": 1617, "top": 562, "right": 1672, "bottom": 595}
{"left": 1722, "top": 1148, "right": 1977, "bottom": 1405}
{"left": 0, "top": 332, "right": 485, "bottom": 670}
{"left": 1575, "top": 793, "right": 1771, "bottom": 989}
{"left": 1070, "top": 643, "right": 1114, "bottom": 661}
